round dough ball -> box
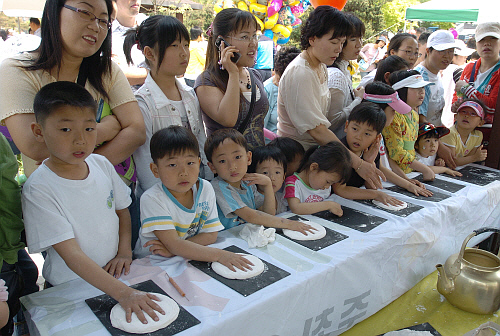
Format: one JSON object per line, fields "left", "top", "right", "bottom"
{"left": 211, "top": 254, "right": 265, "bottom": 280}
{"left": 283, "top": 221, "right": 326, "bottom": 241}
{"left": 372, "top": 199, "right": 408, "bottom": 211}
{"left": 110, "top": 293, "right": 179, "bottom": 334}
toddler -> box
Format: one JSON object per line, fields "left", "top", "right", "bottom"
{"left": 268, "top": 137, "right": 305, "bottom": 177}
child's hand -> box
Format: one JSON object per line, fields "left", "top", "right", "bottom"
{"left": 143, "top": 240, "right": 174, "bottom": 258}
{"left": 435, "top": 158, "right": 446, "bottom": 167}
{"left": 118, "top": 289, "right": 165, "bottom": 324}
{"left": 354, "top": 86, "right": 365, "bottom": 99}
{"left": 104, "top": 254, "right": 132, "bottom": 278}
{"left": 472, "top": 145, "right": 487, "bottom": 162}
{"left": 374, "top": 192, "right": 404, "bottom": 206}
{"left": 364, "top": 134, "right": 382, "bottom": 163}
{"left": 285, "top": 220, "right": 317, "bottom": 235}
{"left": 242, "top": 173, "right": 272, "bottom": 187}
{"left": 327, "top": 201, "right": 343, "bottom": 217}
{"left": 217, "top": 251, "right": 254, "bottom": 272}
{"left": 406, "top": 182, "right": 433, "bottom": 197}
{"left": 409, "top": 179, "right": 426, "bottom": 189}
{"left": 445, "top": 168, "right": 462, "bottom": 177}
{"left": 455, "top": 80, "right": 467, "bottom": 93}
{"left": 422, "top": 168, "right": 436, "bottom": 181}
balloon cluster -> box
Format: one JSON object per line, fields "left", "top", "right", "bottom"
{"left": 214, "top": 0, "right": 311, "bottom": 44}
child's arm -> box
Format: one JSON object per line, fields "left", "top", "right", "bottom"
{"left": 104, "top": 208, "right": 133, "bottom": 278}
{"left": 242, "top": 173, "right": 276, "bottom": 215}
{"left": 333, "top": 183, "right": 404, "bottom": 206}
{"left": 380, "top": 165, "right": 433, "bottom": 197}
{"left": 409, "top": 160, "right": 435, "bottom": 181}
{"left": 428, "top": 165, "right": 462, "bottom": 176}
{"left": 53, "top": 238, "right": 164, "bottom": 324}
{"left": 452, "top": 145, "right": 487, "bottom": 166}
{"left": 234, "top": 206, "right": 316, "bottom": 233}
{"left": 286, "top": 197, "right": 343, "bottom": 216}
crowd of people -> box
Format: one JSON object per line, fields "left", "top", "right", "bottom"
{"left": 0, "top": 0, "right": 499, "bottom": 334}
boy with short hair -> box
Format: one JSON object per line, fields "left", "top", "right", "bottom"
{"left": 267, "top": 136, "right": 305, "bottom": 177}
{"left": 134, "top": 126, "right": 252, "bottom": 271}
{"left": 23, "top": 81, "right": 163, "bottom": 324}
{"left": 205, "top": 129, "right": 313, "bottom": 232}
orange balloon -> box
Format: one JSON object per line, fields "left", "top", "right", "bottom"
{"left": 310, "top": 0, "right": 347, "bottom": 10}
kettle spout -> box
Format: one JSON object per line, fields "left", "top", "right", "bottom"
{"left": 436, "top": 264, "right": 454, "bottom": 294}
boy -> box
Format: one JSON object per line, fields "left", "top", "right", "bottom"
{"left": 268, "top": 137, "right": 305, "bottom": 177}
{"left": 23, "top": 82, "right": 163, "bottom": 324}
{"left": 134, "top": 126, "right": 252, "bottom": 271}
{"left": 334, "top": 102, "right": 432, "bottom": 203}
{"left": 441, "top": 99, "right": 488, "bottom": 165}
{"left": 204, "top": 129, "right": 313, "bottom": 232}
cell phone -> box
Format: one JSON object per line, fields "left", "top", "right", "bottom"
{"left": 215, "top": 36, "right": 241, "bottom": 63}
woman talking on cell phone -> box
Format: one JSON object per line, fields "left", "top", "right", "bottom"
{"left": 194, "top": 8, "right": 269, "bottom": 150}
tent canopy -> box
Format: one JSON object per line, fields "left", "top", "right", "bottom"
{"left": 405, "top": 0, "right": 499, "bottom": 23}
{"left": 0, "top": 0, "right": 45, "bottom": 18}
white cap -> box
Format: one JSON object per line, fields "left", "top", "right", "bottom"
{"left": 454, "top": 39, "right": 475, "bottom": 57}
{"left": 475, "top": 22, "right": 500, "bottom": 42}
{"left": 427, "top": 30, "right": 462, "bottom": 51}
{"left": 392, "top": 74, "right": 434, "bottom": 91}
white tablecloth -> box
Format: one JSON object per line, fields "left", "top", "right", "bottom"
{"left": 20, "top": 165, "right": 500, "bottom": 336}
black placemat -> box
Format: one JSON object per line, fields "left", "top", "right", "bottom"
{"left": 414, "top": 174, "right": 466, "bottom": 193}
{"left": 85, "top": 280, "right": 200, "bottom": 336}
{"left": 447, "top": 165, "right": 500, "bottom": 186}
{"left": 355, "top": 198, "right": 423, "bottom": 217}
{"left": 312, "top": 206, "right": 387, "bottom": 233}
{"left": 189, "top": 245, "right": 290, "bottom": 297}
{"left": 377, "top": 322, "right": 441, "bottom": 335}
{"left": 385, "top": 185, "right": 450, "bottom": 202}
{"left": 277, "top": 215, "right": 348, "bottom": 251}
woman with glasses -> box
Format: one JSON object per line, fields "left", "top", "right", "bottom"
{"left": 0, "top": 0, "right": 145, "bottom": 178}
{"left": 195, "top": 8, "right": 269, "bottom": 149}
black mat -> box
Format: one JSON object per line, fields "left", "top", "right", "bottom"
{"left": 385, "top": 185, "right": 451, "bottom": 202}
{"left": 414, "top": 174, "right": 466, "bottom": 193}
{"left": 189, "top": 245, "right": 290, "bottom": 297}
{"left": 446, "top": 165, "right": 500, "bottom": 186}
{"left": 377, "top": 322, "right": 441, "bottom": 335}
{"left": 277, "top": 215, "right": 348, "bottom": 251}
{"left": 85, "top": 280, "right": 200, "bottom": 336}
{"left": 312, "top": 206, "right": 387, "bottom": 233}
{"left": 355, "top": 198, "right": 423, "bottom": 217}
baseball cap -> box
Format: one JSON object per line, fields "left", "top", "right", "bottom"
{"left": 454, "top": 39, "right": 475, "bottom": 57}
{"left": 427, "top": 30, "right": 462, "bottom": 51}
{"left": 392, "top": 74, "right": 434, "bottom": 91}
{"left": 363, "top": 92, "right": 412, "bottom": 115}
{"left": 475, "top": 22, "right": 500, "bottom": 42}
{"left": 418, "top": 123, "right": 450, "bottom": 138}
{"left": 376, "top": 36, "right": 387, "bottom": 44}
{"left": 456, "top": 100, "right": 485, "bottom": 119}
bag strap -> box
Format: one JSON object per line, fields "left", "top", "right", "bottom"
{"left": 468, "top": 61, "right": 477, "bottom": 85}
{"left": 237, "top": 68, "right": 257, "bottom": 135}
{"left": 76, "top": 64, "right": 88, "bottom": 87}
{"left": 485, "top": 81, "right": 500, "bottom": 169}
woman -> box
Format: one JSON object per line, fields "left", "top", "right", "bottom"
{"left": 360, "top": 33, "right": 418, "bottom": 87}
{"left": 359, "top": 36, "right": 386, "bottom": 78}
{"left": 195, "top": 8, "right": 269, "bottom": 150}
{"left": 277, "top": 6, "right": 385, "bottom": 188}
{"left": 327, "top": 12, "right": 365, "bottom": 137}
{"left": 0, "top": 0, "right": 145, "bottom": 177}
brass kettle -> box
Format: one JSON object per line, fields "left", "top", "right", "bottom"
{"left": 436, "top": 228, "right": 500, "bottom": 315}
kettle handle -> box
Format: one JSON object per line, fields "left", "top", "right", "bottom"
{"left": 457, "top": 228, "right": 500, "bottom": 264}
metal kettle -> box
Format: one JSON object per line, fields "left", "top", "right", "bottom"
{"left": 436, "top": 228, "right": 500, "bottom": 315}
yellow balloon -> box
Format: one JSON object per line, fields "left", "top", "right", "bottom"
{"left": 285, "top": 25, "right": 293, "bottom": 33}
{"left": 249, "top": 2, "right": 267, "bottom": 20}
{"left": 272, "top": 24, "right": 291, "bottom": 39}
{"left": 214, "top": 0, "right": 224, "bottom": 13}
{"left": 264, "top": 12, "right": 279, "bottom": 30}
{"left": 237, "top": 1, "right": 249, "bottom": 10}
{"left": 254, "top": 16, "right": 264, "bottom": 31}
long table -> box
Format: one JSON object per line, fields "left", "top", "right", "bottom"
{"left": 20, "top": 164, "right": 500, "bottom": 336}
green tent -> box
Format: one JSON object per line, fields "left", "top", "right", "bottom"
{"left": 405, "top": 0, "right": 479, "bottom": 22}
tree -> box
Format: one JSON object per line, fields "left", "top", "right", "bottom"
{"left": 182, "top": 0, "right": 216, "bottom": 33}
{"left": 381, "top": 0, "right": 419, "bottom": 33}
{"left": 344, "top": 0, "right": 387, "bottom": 42}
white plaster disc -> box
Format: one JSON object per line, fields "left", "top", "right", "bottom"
{"left": 110, "top": 293, "right": 179, "bottom": 334}
{"left": 283, "top": 221, "right": 326, "bottom": 241}
{"left": 372, "top": 199, "right": 408, "bottom": 211}
{"left": 211, "top": 253, "right": 264, "bottom": 280}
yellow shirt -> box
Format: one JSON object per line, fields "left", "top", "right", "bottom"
{"left": 441, "top": 125, "right": 483, "bottom": 158}
{"left": 184, "top": 40, "right": 207, "bottom": 81}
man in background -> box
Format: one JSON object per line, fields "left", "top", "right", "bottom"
{"left": 184, "top": 27, "right": 207, "bottom": 87}
{"left": 254, "top": 29, "right": 274, "bottom": 82}
{"left": 29, "top": 18, "right": 41, "bottom": 38}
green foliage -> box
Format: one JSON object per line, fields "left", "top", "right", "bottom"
{"left": 381, "top": 0, "right": 419, "bottom": 32}
{"left": 419, "top": 21, "right": 454, "bottom": 30}
{"left": 0, "top": 13, "right": 30, "bottom": 33}
{"left": 344, "top": 0, "right": 387, "bottom": 42}
{"left": 182, "top": 0, "right": 216, "bottom": 33}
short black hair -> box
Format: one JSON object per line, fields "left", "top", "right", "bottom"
{"left": 297, "top": 141, "right": 351, "bottom": 184}
{"left": 248, "top": 145, "right": 287, "bottom": 173}
{"left": 389, "top": 69, "right": 421, "bottom": 104}
{"left": 268, "top": 137, "right": 305, "bottom": 166}
{"left": 190, "top": 27, "right": 203, "bottom": 40}
{"left": 150, "top": 126, "right": 199, "bottom": 164}
{"left": 418, "top": 32, "right": 431, "bottom": 45}
{"left": 274, "top": 46, "right": 301, "bottom": 77}
{"left": 29, "top": 18, "right": 40, "bottom": 25}
{"left": 374, "top": 55, "right": 410, "bottom": 83}
{"left": 387, "top": 33, "right": 417, "bottom": 55}
{"left": 348, "top": 102, "right": 387, "bottom": 134}
{"left": 204, "top": 128, "right": 248, "bottom": 163}
{"left": 33, "top": 81, "right": 97, "bottom": 126}
{"left": 300, "top": 6, "right": 351, "bottom": 50}
{"left": 363, "top": 81, "right": 396, "bottom": 111}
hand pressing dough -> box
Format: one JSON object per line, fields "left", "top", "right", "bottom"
{"left": 110, "top": 293, "right": 179, "bottom": 334}
{"left": 283, "top": 221, "right": 326, "bottom": 241}
{"left": 372, "top": 199, "right": 407, "bottom": 211}
{"left": 211, "top": 254, "right": 264, "bottom": 279}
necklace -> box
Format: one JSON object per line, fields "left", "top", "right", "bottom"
{"left": 239, "top": 68, "right": 251, "bottom": 90}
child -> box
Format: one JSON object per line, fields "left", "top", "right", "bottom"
{"left": 415, "top": 123, "right": 462, "bottom": 176}
{"left": 267, "top": 137, "right": 305, "bottom": 177}
{"left": 134, "top": 126, "right": 252, "bottom": 271}
{"left": 23, "top": 82, "right": 163, "bottom": 325}
{"left": 333, "top": 102, "right": 428, "bottom": 203}
{"left": 248, "top": 146, "right": 288, "bottom": 214}
{"left": 205, "top": 129, "right": 313, "bottom": 233}
{"left": 285, "top": 142, "right": 351, "bottom": 216}
{"left": 125, "top": 16, "right": 211, "bottom": 197}
{"left": 441, "top": 99, "right": 488, "bottom": 165}
{"left": 383, "top": 70, "right": 437, "bottom": 181}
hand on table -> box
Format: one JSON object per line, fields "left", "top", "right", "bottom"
{"left": 285, "top": 220, "right": 317, "bottom": 235}
{"left": 217, "top": 251, "right": 254, "bottom": 272}
{"left": 374, "top": 192, "right": 404, "bottom": 206}
{"left": 406, "top": 182, "right": 433, "bottom": 197}
{"left": 104, "top": 253, "right": 132, "bottom": 278}
{"left": 118, "top": 290, "right": 165, "bottom": 324}
{"left": 143, "top": 240, "right": 174, "bottom": 258}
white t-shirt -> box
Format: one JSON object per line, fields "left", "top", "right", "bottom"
{"left": 111, "top": 14, "right": 148, "bottom": 70}
{"left": 134, "top": 179, "right": 224, "bottom": 259}
{"left": 284, "top": 173, "right": 332, "bottom": 203}
{"left": 415, "top": 152, "right": 437, "bottom": 166}
{"left": 414, "top": 64, "right": 445, "bottom": 126}
{"left": 22, "top": 154, "right": 131, "bottom": 286}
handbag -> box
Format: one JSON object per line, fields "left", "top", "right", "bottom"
{"left": 359, "top": 47, "right": 379, "bottom": 71}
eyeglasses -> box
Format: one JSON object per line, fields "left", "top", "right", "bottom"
{"left": 228, "top": 34, "right": 259, "bottom": 43}
{"left": 398, "top": 49, "right": 419, "bottom": 58}
{"left": 63, "top": 5, "right": 111, "bottom": 31}
{"left": 458, "top": 109, "right": 480, "bottom": 117}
